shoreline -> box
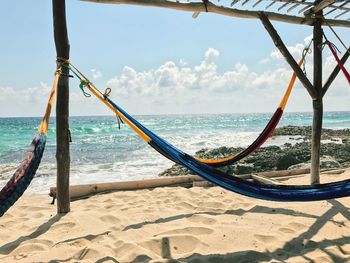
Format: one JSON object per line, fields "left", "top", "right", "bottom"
{"left": 2, "top": 125, "right": 350, "bottom": 194}
{"left": 161, "top": 125, "right": 350, "bottom": 177}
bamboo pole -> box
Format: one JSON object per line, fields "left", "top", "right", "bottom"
{"left": 310, "top": 8, "right": 323, "bottom": 184}
{"left": 53, "top": 0, "right": 71, "bottom": 213}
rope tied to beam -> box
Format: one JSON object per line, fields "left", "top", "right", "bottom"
{"left": 67, "top": 62, "right": 127, "bottom": 130}
{"left": 301, "top": 38, "right": 313, "bottom": 77}
{"left": 56, "top": 57, "right": 73, "bottom": 78}
{"left": 202, "top": 0, "right": 208, "bottom": 12}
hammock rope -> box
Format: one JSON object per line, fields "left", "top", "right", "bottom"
{"left": 69, "top": 63, "right": 350, "bottom": 202}
{"left": 0, "top": 65, "right": 60, "bottom": 217}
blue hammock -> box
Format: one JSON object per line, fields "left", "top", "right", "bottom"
{"left": 105, "top": 98, "right": 350, "bottom": 202}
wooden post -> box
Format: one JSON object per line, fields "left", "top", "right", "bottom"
{"left": 310, "top": 9, "right": 323, "bottom": 184}
{"left": 53, "top": 0, "right": 71, "bottom": 213}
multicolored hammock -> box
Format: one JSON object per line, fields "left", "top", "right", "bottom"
{"left": 69, "top": 64, "right": 350, "bottom": 202}
{"left": 0, "top": 72, "right": 58, "bottom": 217}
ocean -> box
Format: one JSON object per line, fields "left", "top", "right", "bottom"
{"left": 1, "top": 112, "right": 350, "bottom": 193}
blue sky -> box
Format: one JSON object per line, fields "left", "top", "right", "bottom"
{"left": 1, "top": 0, "right": 350, "bottom": 117}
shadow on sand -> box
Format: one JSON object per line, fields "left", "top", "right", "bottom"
{"left": 126, "top": 199, "right": 350, "bottom": 263}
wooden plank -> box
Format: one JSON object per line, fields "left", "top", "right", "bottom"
{"left": 313, "top": 0, "right": 338, "bottom": 13}
{"left": 50, "top": 175, "right": 204, "bottom": 199}
{"left": 258, "top": 168, "right": 310, "bottom": 178}
{"left": 287, "top": 0, "right": 306, "bottom": 13}
{"left": 53, "top": 0, "right": 71, "bottom": 213}
{"left": 251, "top": 174, "right": 284, "bottom": 185}
{"left": 49, "top": 168, "right": 317, "bottom": 199}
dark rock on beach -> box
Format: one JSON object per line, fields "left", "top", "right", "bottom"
{"left": 272, "top": 125, "right": 350, "bottom": 142}
{"left": 159, "top": 125, "right": 350, "bottom": 177}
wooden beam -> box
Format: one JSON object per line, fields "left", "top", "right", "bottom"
{"left": 314, "top": 0, "right": 338, "bottom": 12}
{"left": 53, "top": 0, "right": 71, "bottom": 214}
{"left": 305, "top": 0, "right": 338, "bottom": 15}
{"left": 49, "top": 168, "right": 314, "bottom": 199}
{"left": 50, "top": 175, "right": 203, "bottom": 199}
{"left": 80, "top": 0, "right": 350, "bottom": 28}
{"left": 251, "top": 174, "right": 284, "bottom": 185}
{"left": 49, "top": 167, "right": 346, "bottom": 199}
{"left": 258, "top": 12, "right": 317, "bottom": 99}
{"left": 310, "top": 10, "right": 323, "bottom": 184}
{"left": 322, "top": 46, "right": 350, "bottom": 97}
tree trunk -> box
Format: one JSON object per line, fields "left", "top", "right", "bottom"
{"left": 53, "top": 0, "right": 71, "bottom": 213}
{"left": 310, "top": 10, "right": 323, "bottom": 184}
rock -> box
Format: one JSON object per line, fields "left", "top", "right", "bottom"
{"left": 273, "top": 125, "right": 350, "bottom": 141}
{"left": 233, "top": 163, "right": 255, "bottom": 174}
{"left": 276, "top": 153, "right": 300, "bottom": 170}
{"left": 288, "top": 156, "right": 342, "bottom": 170}
{"left": 158, "top": 126, "right": 350, "bottom": 177}
{"left": 320, "top": 156, "right": 342, "bottom": 169}
{"left": 288, "top": 162, "right": 309, "bottom": 170}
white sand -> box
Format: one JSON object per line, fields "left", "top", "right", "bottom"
{"left": 0, "top": 171, "right": 350, "bottom": 262}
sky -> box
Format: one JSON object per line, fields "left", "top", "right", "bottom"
{"left": 0, "top": 0, "right": 350, "bottom": 117}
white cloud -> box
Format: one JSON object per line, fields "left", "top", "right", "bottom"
{"left": 270, "top": 35, "right": 313, "bottom": 61}
{"left": 91, "top": 69, "right": 102, "bottom": 79}
{"left": 204, "top": 48, "right": 220, "bottom": 61}
{"left": 104, "top": 45, "right": 350, "bottom": 115}
{"left": 0, "top": 82, "right": 53, "bottom": 117}
{"left": 1, "top": 44, "right": 350, "bottom": 117}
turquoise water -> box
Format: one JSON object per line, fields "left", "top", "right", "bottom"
{"left": 1, "top": 112, "right": 350, "bottom": 192}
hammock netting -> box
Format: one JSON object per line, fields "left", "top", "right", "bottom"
{"left": 105, "top": 97, "right": 350, "bottom": 202}
{"left": 0, "top": 70, "right": 58, "bottom": 217}
{"left": 0, "top": 133, "right": 46, "bottom": 217}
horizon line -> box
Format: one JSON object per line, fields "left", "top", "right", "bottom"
{"left": 1, "top": 110, "right": 350, "bottom": 119}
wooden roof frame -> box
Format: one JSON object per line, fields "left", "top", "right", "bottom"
{"left": 82, "top": 0, "right": 350, "bottom": 27}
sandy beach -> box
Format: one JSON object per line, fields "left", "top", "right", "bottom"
{"left": 0, "top": 170, "right": 349, "bottom": 263}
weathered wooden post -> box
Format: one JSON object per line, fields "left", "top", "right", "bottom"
{"left": 310, "top": 8, "right": 323, "bottom": 184}
{"left": 53, "top": 0, "right": 70, "bottom": 213}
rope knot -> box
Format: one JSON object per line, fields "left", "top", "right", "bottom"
{"left": 56, "top": 57, "right": 73, "bottom": 77}
{"left": 79, "top": 79, "right": 92, "bottom": 97}
{"left": 56, "top": 57, "right": 70, "bottom": 65}
{"left": 103, "top": 87, "right": 112, "bottom": 100}
{"left": 202, "top": 0, "right": 208, "bottom": 12}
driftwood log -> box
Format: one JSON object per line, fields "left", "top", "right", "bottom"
{"left": 49, "top": 168, "right": 345, "bottom": 200}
